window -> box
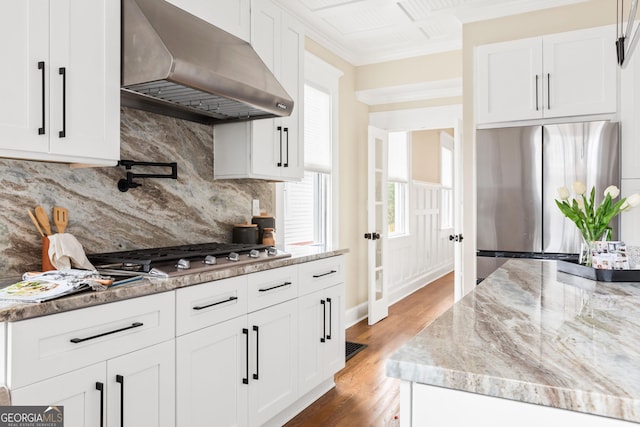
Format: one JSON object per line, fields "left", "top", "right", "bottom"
{"left": 440, "top": 131, "right": 454, "bottom": 229}
{"left": 388, "top": 132, "right": 409, "bottom": 236}
{"left": 282, "top": 54, "right": 341, "bottom": 247}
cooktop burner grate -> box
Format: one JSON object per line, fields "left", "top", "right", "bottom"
{"left": 87, "top": 242, "right": 272, "bottom": 272}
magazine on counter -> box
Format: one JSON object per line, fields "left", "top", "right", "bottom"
{"left": 0, "top": 275, "right": 89, "bottom": 303}
{"left": 0, "top": 269, "right": 141, "bottom": 303}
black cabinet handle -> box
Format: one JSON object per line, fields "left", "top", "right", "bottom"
{"left": 312, "top": 270, "right": 337, "bottom": 279}
{"left": 96, "top": 382, "right": 104, "bottom": 427}
{"left": 547, "top": 73, "right": 551, "bottom": 110}
{"left": 277, "top": 126, "right": 283, "bottom": 167}
{"left": 58, "top": 67, "right": 66, "bottom": 138}
{"left": 258, "top": 281, "right": 291, "bottom": 292}
{"left": 252, "top": 325, "right": 259, "bottom": 380}
{"left": 116, "top": 375, "right": 124, "bottom": 427}
{"left": 320, "top": 299, "right": 326, "bottom": 343}
{"left": 535, "top": 74, "right": 539, "bottom": 111}
{"left": 327, "top": 297, "right": 332, "bottom": 340}
{"left": 242, "top": 328, "right": 249, "bottom": 384}
{"left": 70, "top": 322, "right": 143, "bottom": 343}
{"left": 283, "top": 127, "right": 289, "bottom": 167}
{"left": 38, "top": 61, "right": 45, "bottom": 135}
{"left": 193, "top": 296, "right": 237, "bottom": 310}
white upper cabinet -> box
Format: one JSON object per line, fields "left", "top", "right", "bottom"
{"left": 214, "top": 0, "right": 304, "bottom": 181}
{"left": 476, "top": 25, "right": 617, "bottom": 125}
{"left": 165, "top": 0, "right": 250, "bottom": 41}
{"left": 0, "top": 0, "right": 120, "bottom": 165}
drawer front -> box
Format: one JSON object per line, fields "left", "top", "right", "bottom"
{"left": 7, "top": 291, "right": 175, "bottom": 389}
{"left": 176, "top": 276, "right": 248, "bottom": 336}
{"left": 247, "top": 265, "right": 298, "bottom": 312}
{"left": 298, "top": 256, "right": 345, "bottom": 296}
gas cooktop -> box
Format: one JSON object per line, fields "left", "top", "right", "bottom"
{"left": 87, "top": 242, "right": 291, "bottom": 277}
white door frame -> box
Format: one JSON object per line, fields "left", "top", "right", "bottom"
{"left": 369, "top": 105, "right": 464, "bottom": 300}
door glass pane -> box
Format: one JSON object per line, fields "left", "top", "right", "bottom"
{"left": 375, "top": 268, "right": 383, "bottom": 299}
{"left": 376, "top": 138, "right": 383, "bottom": 169}
{"left": 376, "top": 171, "right": 383, "bottom": 201}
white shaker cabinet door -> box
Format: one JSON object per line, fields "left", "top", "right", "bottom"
{"left": 11, "top": 363, "right": 105, "bottom": 427}
{"left": 543, "top": 26, "right": 617, "bottom": 119}
{"left": 176, "top": 316, "right": 248, "bottom": 427}
{"left": 247, "top": 298, "right": 298, "bottom": 427}
{"left": 48, "top": 0, "right": 120, "bottom": 162}
{"left": 0, "top": 0, "right": 50, "bottom": 153}
{"left": 106, "top": 340, "right": 175, "bottom": 427}
{"left": 476, "top": 37, "right": 543, "bottom": 124}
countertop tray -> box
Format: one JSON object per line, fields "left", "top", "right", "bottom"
{"left": 557, "top": 260, "right": 640, "bottom": 282}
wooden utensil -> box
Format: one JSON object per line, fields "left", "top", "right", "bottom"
{"left": 27, "top": 209, "right": 45, "bottom": 237}
{"left": 34, "top": 205, "right": 52, "bottom": 236}
{"left": 53, "top": 206, "right": 68, "bottom": 233}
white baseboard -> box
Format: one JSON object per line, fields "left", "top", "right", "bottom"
{"left": 344, "top": 264, "right": 453, "bottom": 328}
{"left": 389, "top": 264, "right": 453, "bottom": 306}
{"left": 345, "top": 302, "right": 369, "bottom": 328}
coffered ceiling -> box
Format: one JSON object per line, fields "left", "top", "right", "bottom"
{"left": 274, "top": 0, "right": 589, "bottom": 65}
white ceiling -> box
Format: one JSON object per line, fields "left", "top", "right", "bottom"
{"left": 274, "top": 0, "right": 588, "bottom": 65}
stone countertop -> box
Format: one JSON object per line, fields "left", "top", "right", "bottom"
{"left": 386, "top": 258, "right": 640, "bottom": 423}
{"left": 0, "top": 246, "right": 348, "bottom": 322}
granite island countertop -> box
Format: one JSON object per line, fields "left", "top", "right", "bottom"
{"left": 387, "top": 258, "right": 640, "bottom": 423}
{"left": 0, "top": 246, "right": 348, "bottom": 322}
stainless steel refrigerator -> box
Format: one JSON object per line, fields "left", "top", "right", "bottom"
{"left": 476, "top": 121, "right": 619, "bottom": 281}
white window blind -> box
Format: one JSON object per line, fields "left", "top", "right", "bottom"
{"left": 388, "top": 131, "right": 408, "bottom": 182}
{"left": 284, "top": 172, "right": 316, "bottom": 245}
{"left": 304, "top": 84, "right": 332, "bottom": 173}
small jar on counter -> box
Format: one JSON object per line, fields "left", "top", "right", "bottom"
{"left": 262, "top": 228, "right": 275, "bottom": 246}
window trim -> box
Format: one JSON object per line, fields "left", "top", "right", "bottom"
{"left": 276, "top": 52, "right": 343, "bottom": 248}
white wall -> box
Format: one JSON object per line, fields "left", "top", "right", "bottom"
{"left": 388, "top": 181, "right": 454, "bottom": 304}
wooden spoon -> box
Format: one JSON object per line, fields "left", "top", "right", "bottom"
{"left": 34, "top": 205, "right": 52, "bottom": 236}
{"left": 26, "top": 209, "right": 45, "bottom": 237}
{"left": 53, "top": 206, "right": 68, "bottom": 233}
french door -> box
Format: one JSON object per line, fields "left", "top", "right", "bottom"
{"left": 366, "top": 126, "right": 389, "bottom": 325}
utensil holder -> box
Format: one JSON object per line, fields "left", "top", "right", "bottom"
{"left": 42, "top": 236, "right": 55, "bottom": 271}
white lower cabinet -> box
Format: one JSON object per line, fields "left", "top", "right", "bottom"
{"left": 176, "top": 272, "right": 299, "bottom": 427}
{"left": 7, "top": 256, "right": 345, "bottom": 427}
{"left": 6, "top": 292, "right": 175, "bottom": 427}
{"left": 11, "top": 340, "right": 175, "bottom": 427}
{"left": 298, "top": 284, "right": 345, "bottom": 396}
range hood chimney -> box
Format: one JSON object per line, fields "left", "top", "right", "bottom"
{"left": 121, "top": 0, "right": 294, "bottom": 124}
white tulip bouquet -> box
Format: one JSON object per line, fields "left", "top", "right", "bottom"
{"left": 555, "top": 181, "right": 640, "bottom": 243}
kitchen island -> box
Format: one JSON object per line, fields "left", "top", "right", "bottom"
{"left": 387, "top": 259, "right": 640, "bottom": 426}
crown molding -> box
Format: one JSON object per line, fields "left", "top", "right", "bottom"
{"left": 356, "top": 79, "right": 462, "bottom": 105}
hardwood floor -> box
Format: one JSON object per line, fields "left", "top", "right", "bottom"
{"left": 285, "top": 272, "right": 455, "bottom": 427}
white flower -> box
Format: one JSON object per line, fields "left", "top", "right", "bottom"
{"left": 604, "top": 185, "right": 620, "bottom": 199}
{"left": 622, "top": 193, "right": 640, "bottom": 211}
{"left": 557, "top": 186, "right": 570, "bottom": 200}
{"left": 573, "top": 181, "right": 586, "bottom": 195}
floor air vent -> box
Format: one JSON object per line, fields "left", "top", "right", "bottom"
{"left": 345, "top": 341, "right": 367, "bottom": 361}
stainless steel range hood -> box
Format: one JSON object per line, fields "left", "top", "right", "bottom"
{"left": 121, "top": 0, "right": 294, "bottom": 124}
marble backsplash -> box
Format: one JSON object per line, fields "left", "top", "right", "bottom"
{"left": 0, "top": 107, "right": 273, "bottom": 276}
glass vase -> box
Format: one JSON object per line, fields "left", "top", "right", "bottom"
{"left": 579, "top": 232, "right": 609, "bottom": 267}
{"left": 579, "top": 236, "right": 593, "bottom": 267}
